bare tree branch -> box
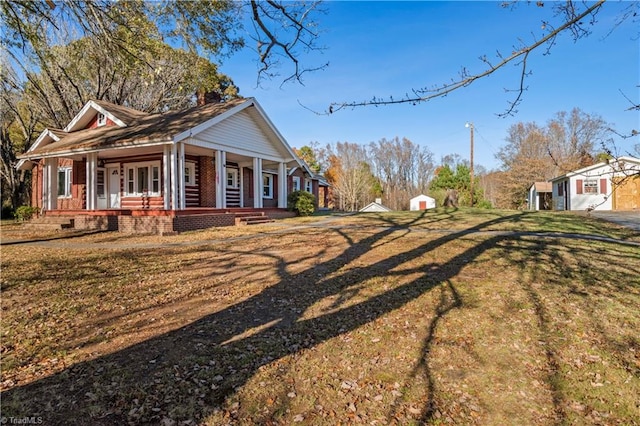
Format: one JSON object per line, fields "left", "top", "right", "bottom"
{"left": 249, "top": 0, "right": 328, "bottom": 86}
{"left": 326, "top": 0, "right": 606, "bottom": 115}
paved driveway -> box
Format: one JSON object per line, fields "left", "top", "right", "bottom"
{"left": 590, "top": 211, "right": 640, "bottom": 231}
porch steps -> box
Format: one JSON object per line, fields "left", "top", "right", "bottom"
{"left": 23, "top": 216, "right": 75, "bottom": 231}
{"left": 235, "top": 212, "right": 274, "bottom": 226}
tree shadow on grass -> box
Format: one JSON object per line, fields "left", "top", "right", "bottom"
{"left": 1, "top": 211, "right": 598, "bottom": 424}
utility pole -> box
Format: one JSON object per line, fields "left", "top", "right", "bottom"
{"left": 466, "top": 122, "right": 474, "bottom": 207}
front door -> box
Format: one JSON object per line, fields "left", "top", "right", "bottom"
{"left": 107, "top": 166, "right": 121, "bottom": 208}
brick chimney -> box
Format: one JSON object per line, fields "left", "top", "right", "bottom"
{"left": 196, "top": 90, "right": 222, "bottom": 106}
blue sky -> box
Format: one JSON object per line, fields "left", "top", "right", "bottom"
{"left": 219, "top": 1, "right": 639, "bottom": 171}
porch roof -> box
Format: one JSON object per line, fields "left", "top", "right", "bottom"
{"left": 19, "top": 98, "right": 248, "bottom": 160}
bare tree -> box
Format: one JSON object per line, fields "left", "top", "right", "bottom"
{"left": 369, "top": 137, "right": 435, "bottom": 210}
{"left": 324, "top": 142, "right": 375, "bottom": 211}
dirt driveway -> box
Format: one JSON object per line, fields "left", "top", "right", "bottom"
{"left": 589, "top": 210, "right": 640, "bottom": 231}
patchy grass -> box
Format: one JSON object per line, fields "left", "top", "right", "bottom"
{"left": 1, "top": 209, "right": 639, "bottom": 425}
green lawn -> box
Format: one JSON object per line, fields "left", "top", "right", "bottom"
{"left": 1, "top": 208, "right": 639, "bottom": 425}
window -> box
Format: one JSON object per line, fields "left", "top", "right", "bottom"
{"left": 305, "top": 178, "right": 312, "bottom": 193}
{"left": 262, "top": 173, "right": 273, "bottom": 198}
{"left": 152, "top": 166, "right": 160, "bottom": 193}
{"left": 292, "top": 176, "right": 301, "bottom": 191}
{"left": 97, "top": 113, "right": 106, "bottom": 127}
{"left": 584, "top": 179, "right": 598, "bottom": 194}
{"left": 227, "top": 168, "right": 239, "bottom": 188}
{"left": 184, "top": 162, "right": 195, "bottom": 185}
{"left": 124, "top": 162, "right": 161, "bottom": 196}
{"left": 97, "top": 169, "right": 105, "bottom": 197}
{"left": 57, "top": 167, "right": 72, "bottom": 198}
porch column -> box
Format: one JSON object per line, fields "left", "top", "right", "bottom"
{"left": 170, "top": 144, "right": 178, "bottom": 210}
{"left": 163, "top": 145, "right": 171, "bottom": 210}
{"left": 239, "top": 165, "right": 244, "bottom": 208}
{"left": 215, "top": 150, "right": 226, "bottom": 208}
{"left": 86, "top": 152, "right": 97, "bottom": 210}
{"left": 278, "top": 162, "right": 287, "bottom": 208}
{"left": 253, "top": 157, "right": 263, "bottom": 208}
{"left": 178, "top": 142, "right": 186, "bottom": 210}
{"left": 43, "top": 158, "right": 57, "bottom": 210}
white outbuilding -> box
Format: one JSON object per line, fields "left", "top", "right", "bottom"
{"left": 360, "top": 198, "right": 392, "bottom": 212}
{"left": 410, "top": 194, "right": 436, "bottom": 211}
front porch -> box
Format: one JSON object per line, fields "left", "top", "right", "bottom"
{"left": 38, "top": 207, "right": 296, "bottom": 234}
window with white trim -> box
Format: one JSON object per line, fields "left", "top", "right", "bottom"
{"left": 227, "top": 168, "right": 239, "bottom": 188}
{"left": 262, "top": 173, "right": 273, "bottom": 198}
{"left": 57, "top": 167, "right": 72, "bottom": 198}
{"left": 584, "top": 179, "right": 598, "bottom": 194}
{"left": 184, "top": 162, "right": 196, "bottom": 186}
{"left": 292, "top": 176, "right": 301, "bottom": 191}
{"left": 305, "top": 178, "right": 312, "bottom": 193}
{"left": 97, "top": 113, "right": 107, "bottom": 127}
{"left": 124, "top": 162, "right": 161, "bottom": 196}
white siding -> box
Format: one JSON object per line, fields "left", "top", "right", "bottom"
{"left": 568, "top": 175, "right": 613, "bottom": 211}
{"left": 192, "top": 110, "right": 287, "bottom": 160}
{"left": 410, "top": 195, "right": 436, "bottom": 210}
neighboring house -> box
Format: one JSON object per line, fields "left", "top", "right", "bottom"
{"left": 410, "top": 194, "right": 436, "bottom": 211}
{"left": 527, "top": 182, "right": 552, "bottom": 211}
{"left": 359, "top": 198, "right": 391, "bottom": 212}
{"left": 17, "top": 97, "right": 320, "bottom": 233}
{"left": 549, "top": 156, "right": 640, "bottom": 211}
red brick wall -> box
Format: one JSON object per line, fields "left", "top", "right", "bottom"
{"left": 289, "top": 168, "right": 306, "bottom": 193}
{"left": 174, "top": 214, "right": 235, "bottom": 232}
{"left": 117, "top": 213, "right": 235, "bottom": 234}
{"left": 199, "top": 156, "right": 216, "bottom": 207}
{"left": 86, "top": 114, "right": 116, "bottom": 129}
{"left": 74, "top": 215, "right": 118, "bottom": 231}
{"left": 31, "top": 161, "right": 43, "bottom": 209}
{"left": 118, "top": 216, "right": 174, "bottom": 235}
{"left": 243, "top": 168, "right": 253, "bottom": 207}
{"left": 57, "top": 158, "right": 84, "bottom": 210}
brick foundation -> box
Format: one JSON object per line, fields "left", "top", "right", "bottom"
{"left": 118, "top": 216, "right": 175, "bottom": 234}
{"left": 59, "top": 209, "right": 293, "bottom": 234}
{"left": 73, "top": 215, "right": 119, "bottom": 231}
{"left": 173, "top": 214, "right": 235, "bottom": 232}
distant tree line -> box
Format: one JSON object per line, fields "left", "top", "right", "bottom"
{"left": 297, "top": 108, "right": 619, "bottom": 212}
{"left": 296, "top": 138, "right": 489, "bottom": 212}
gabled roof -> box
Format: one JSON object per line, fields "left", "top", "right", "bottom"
{"left": 550, "top": 156, "right": 640, "bottom": 182}
{"left": 16, "top": 128, "right": 68, "bottom": 170}
{"left": 359, "top": 201, "right": 392, "bottom": 212}
{"left": 64, "top": 100, "right": 148, "bottom": 132}
{"left": 19, "top": 98, "right": 249, "bottom": 159}
{"left": 530, "top": 182, "right": 552, "bottom": 192}
{"left": 410, "top": 194, "right": 435, "bottom": 201}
